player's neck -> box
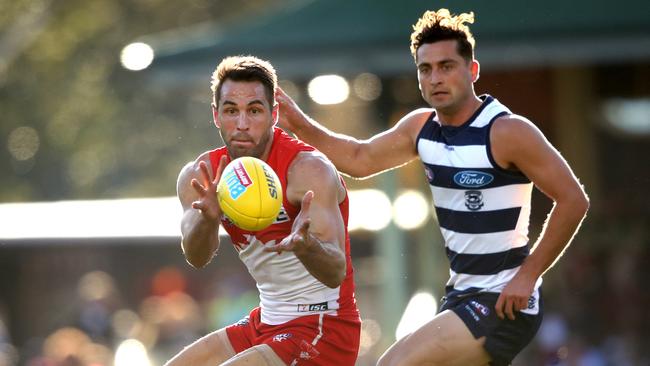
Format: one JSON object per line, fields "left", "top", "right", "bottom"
{"left": 259, "top": 131, "right": 275, "bottom": 161}
{"left": 437, "top": 95, "right": 483, "bottom": 127}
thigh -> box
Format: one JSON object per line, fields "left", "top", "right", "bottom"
{"left": 164, "top": 328, "right": 236, "bottom": 366}
{"left": 259, "top": 314, "right": 360, "bottom": 366}
{"left": 221, "top": 344, "right": 286, "bottom": 366}
{"left": 377, "top": 310, "right": 491, "bottom": 366}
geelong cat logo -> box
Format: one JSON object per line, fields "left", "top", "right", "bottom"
{"left": 453, "top": 171, "right": 494, "bottom": 188}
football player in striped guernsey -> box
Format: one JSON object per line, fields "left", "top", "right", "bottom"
{"left": 277, "top": 8, "right": 589, "bottom": 366}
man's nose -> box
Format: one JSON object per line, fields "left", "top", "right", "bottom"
{"left": 429, "top": 69, "right": 442, "bottom": 85}
{"left": 236, "top": 114, "right": 249, "bottom": 130}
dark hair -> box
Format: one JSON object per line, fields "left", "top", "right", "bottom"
{"left": 410, "top": 9, "right": 475, "bottom": 62}
{"left": 211, "top": 55, "right": 277, "bottom": 106}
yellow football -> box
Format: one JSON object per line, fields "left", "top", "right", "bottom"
{"left": 217, "top": 156, "right": 283, "bottom": 231}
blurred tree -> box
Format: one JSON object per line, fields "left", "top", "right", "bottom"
{"left": 0, "top": 0, "right": 291, "bottom": 201}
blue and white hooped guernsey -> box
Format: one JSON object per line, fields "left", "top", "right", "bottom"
{"left": 417, "top": 95, "right": 542, "bottom": 315}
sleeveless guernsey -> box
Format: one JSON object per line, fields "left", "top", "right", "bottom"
{"left": 416, "top": 95, "right": 541, "bottom": 314}
{"left": 209, "top": 127, "right": 359, "bottom": 324}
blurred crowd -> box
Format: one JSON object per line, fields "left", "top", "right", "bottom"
{"left": 0, "top": 219, "right": 647, "bottom": 366}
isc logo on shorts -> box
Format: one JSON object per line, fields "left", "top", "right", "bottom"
{"left": 297, "top": 302, "right": 329, "bottom": 312}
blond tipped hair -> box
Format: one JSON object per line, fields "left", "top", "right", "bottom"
{"left": 410, "top": 9, "right": 476, "bottom": 61}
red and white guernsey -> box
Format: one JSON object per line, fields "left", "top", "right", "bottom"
{"left": 209, "top": 128, "right": 359, "bottom": 325}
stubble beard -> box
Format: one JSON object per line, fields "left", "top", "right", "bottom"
{"left": 221, "top": 129, "right": 273, "bottom": 160}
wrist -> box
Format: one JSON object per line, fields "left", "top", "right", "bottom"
{"left": 295, "top": 232, "right": 320, "bottom": 256}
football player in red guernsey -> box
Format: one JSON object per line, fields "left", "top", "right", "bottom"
{"left": 166, "top": 55, "right": 360, "bottom": 366}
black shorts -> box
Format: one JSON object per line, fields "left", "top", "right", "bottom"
{"left": 439, "top": 290, "right": 543, "bottom": 366}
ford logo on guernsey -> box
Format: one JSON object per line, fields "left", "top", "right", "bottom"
{"left": 453, "top": 170, "right": 494, "bottom": 188}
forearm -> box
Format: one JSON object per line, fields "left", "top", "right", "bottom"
{"left": 294, "top": 234, "right": 346, "bottom": 288}
{"left": 181, "top": 213, "right": 221, "bottom": 268}
{"left": 520, "top": 195, "right": 589, "bottom": 278}
{"left": 288, "top": 113, "right": 369, "bottom": 177}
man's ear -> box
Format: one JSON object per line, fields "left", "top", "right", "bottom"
{"left": 271, "top": 102, "right": 279, "bottom": 126}
{"left": 212, "top": 103, "right": 221, "bottom": 128}
{"left": 471, "top": 60, "right": 480, "bottom": 83}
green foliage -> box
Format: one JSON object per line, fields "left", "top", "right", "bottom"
{"left": 0, "top": 0, "right": 289, "bottom": 201}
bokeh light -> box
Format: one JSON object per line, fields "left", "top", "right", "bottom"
{"left": 120, "top": 42, "right": 154, "bottom": 71}
{"left": 7, "top": 126, "right": 39, "bottom": 161}
{"left": 353, "top": 72, "right": 382, "bottom": 101}
{"left": 392, "top": 190, "right": 430, "bottom": 230}
{"left": 307, "top": 74, "right": 349, "bottom": 105}
{"left": 78, "top": 271, "right": 115, "bottom": 301}
{"left": 112, "top": 309, "right": 142, "bottom": 339}
{"left": 395, "top": 291, "right": 437, "bottom": 341}
{"left": 348, "top": 189, "right": 392, "bottom": 231}
{"left": 114, "top": 339, "right": 151, "bottom": 366}
{"left": 278, "top": 79, "right": 301, "bottom": 103}
{"left": 602, "top": 97, "right": 650, "bottom": 134}
{"left": 358, "top": 318, "right": 382, "bottom": 357}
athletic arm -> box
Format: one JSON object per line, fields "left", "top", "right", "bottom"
{"left": 491, "top": 115, "right": 590, "bottom": 319}
{"left": 276, "top": 87, "right": 426, "bottom": 178}
{"left": 264, "top": 152, "right": 347, "bottom": 288}
{"left": 177, "top": 154, "right": 228, "bottom": 268}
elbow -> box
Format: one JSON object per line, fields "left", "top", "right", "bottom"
{"left": 323, "top": 275, "right": 344, "bottom": 289}
{"left": 581, "top": 194, "right": 590, "bottom": 215}
{"left": 324, "top": 262, "right": 346, "bottom": 288}
{"left": 344, "top": 165, "right": 377, "bottom": 180}
{"left": 186, "top": 256, "right": 211, "bottom": 269}
{"left": 576, "top": 189, "right": 590, "bottom": 216}
{"left": 560, "top": 189, "right": 589, "bottom": 222}
{"left": 181, "top": 239, "right": 216, "bottom": 269}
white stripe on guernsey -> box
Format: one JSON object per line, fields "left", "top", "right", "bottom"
{"left": 470, "top": 102, "right": 511, "bottom": 127}
{"left": 447, "top": 271, "right": 542, "bottom": 315}
{"left": 430, "top": 184, "right": 533, "bottom": 212}
{"left": 441, "top": 229, "right": 529, "bottom": 254}
{"left": 431, "top": 99, "right": 510, "bottom": 128}
{"left": 418, "top": 140, "right": 492, "bottom": 167}
{"left": 448, "top": 267, "right": 531, "bottom": 292}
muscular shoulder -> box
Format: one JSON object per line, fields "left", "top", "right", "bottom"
{"left": 492, "top": 114, "right": 546, "bottom": 146}
{"left": 491, "top": 114, "right": 549, "bottom": 170}
{"left": 177, "top": 152, "right": 212, "bottom": 206}
{"left": 399, "top": 108, "right": 434, "bottom": 133}
{"left": 286, "top": 151, "right": 343, "bottom": 204}
{"left": 178, "top": 152, "right": 211, "bottom": 184}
